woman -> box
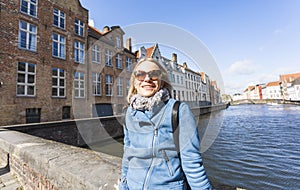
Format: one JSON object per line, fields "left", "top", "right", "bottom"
{"left": 119, "top": 58, "right": 212, "bottom": 190}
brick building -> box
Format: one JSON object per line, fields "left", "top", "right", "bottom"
{"left": 0, "top": 0, "right": 135, "bottom": 126}
{"left": 87, "top": 26, "right": 136, "bottom": 117}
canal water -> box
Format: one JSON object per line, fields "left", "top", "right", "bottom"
{"left": 92, "top": 104, "right": 300, "bottom": 189}
{"left": 201, "top": 104, "right": 300, "bottom": 189}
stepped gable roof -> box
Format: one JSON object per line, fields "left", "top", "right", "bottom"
{"left": 266, "top": 81, "right": 281, "bottom": 87}
{"left": 280, "top": 72, "right": 300, "bottom": 83}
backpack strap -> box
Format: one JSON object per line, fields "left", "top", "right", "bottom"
{"left": 172, "top": 101, "right": 181, "bottom": 153}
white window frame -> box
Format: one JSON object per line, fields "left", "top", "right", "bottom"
{"left": 52, "top": 68, "right": 65, "bottom": 97}
{"left": 126, "top": 57, "right": 132, "bottom": 71}
{"left": 117, "top": 77, "right": 123, "bottom": 96}
{"left": 17, "top": 62, "right": 36, "bottom": 96}
{"left": 105, "top": 49, "right": 112, "bottom": 66}
{"left": 92, "top": 44, "right": 100, "bottom": 64}
{"left": 74, "top": 72, "right": 85, "bottom": 98}
{"left": 116, "top": 54, "right": 122, "bottom": 69}
{"left": 92, "top": 73, "right": 102, "bottom": 96}
{"left": 74, "top": 41, "right": 84, "bottom": 64}
{"left": 20, "top": 0, "right": 37, "bottom": 17}
{"left": 52, "top": 33, "right": 65, "bottom": 59}
{"left": 19, "top": 20, "right": 37, "bottom": 51}
{"left": 53, "top": 8, "right": 65, "bottom": 29}
{"left": 105, "top": 75, "right": 113, "bottom": 96}
{"left": 75, "top": 18, "right": 84, "bottom": 36}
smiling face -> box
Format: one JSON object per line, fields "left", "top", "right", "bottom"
{"left": 134, "top": 60, "right": 163, "bottom": 97}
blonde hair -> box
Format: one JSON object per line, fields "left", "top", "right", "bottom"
{"left": 127, "top": 58, "right": 172, "bottom": 103}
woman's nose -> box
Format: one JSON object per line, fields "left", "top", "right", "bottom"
{"left": 143, "top": 74, "right": 151, "bottom": 81}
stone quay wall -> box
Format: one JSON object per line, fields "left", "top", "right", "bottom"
{"left": 3, "top": 104, "right": 228, "bottom": 149}
{"left": 0, "top": 128, "right": 122, "bottom": 190}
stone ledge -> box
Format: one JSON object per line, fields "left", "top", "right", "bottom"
{"left": 0, "top": 128, "right": 122, "bottom": 190}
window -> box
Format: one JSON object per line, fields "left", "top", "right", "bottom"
{"left": 177, "top": 75, "right": 180, "bottom": 84}
{"left": 62, "top": 106, "right": 71, "bottom": 119}
{"left": 52, "top": 33, "right": 65, "bottom": 59}
{"left": 105, "top": 49, "right": 112, "bottom": 66}
{"left": 126, "top": 57, "right": 132, "bottom": 71}
{"left": 19, "top": 20, "right": 37, "bottom": 51}
{"left": 17, "top": 62, "right": 36, "bottom": 96}
{"left": 74, "top": 41, "right": 84, "bottom": 63}
{"left": 181, "top": 76, "right": 184, "bottom": 85}
{"left": 74, "top": 72, "right": 85, "bottom": 98}
{"left": 53, "top": 8, "right": 65, "bottom": 29}
{"left": 92, "top": 45, "right": 100, "bottom": 63}
{"left": 26, "top": 108, "right": 41, "bottom": 123}
{"left": 75, "top": 19, "right": 84, "bottom": 36}
{"left": 117, "top": 77, "right": 123, "bottom": 96}
{"left": 171, "top": 73, "right": 175, "bottom": 83}
{"left": 116, "top": 54, "right": 122, "bottom": 69}
{"left": 92, "top": 73, "right": 101, "bottom": 95}
{"left": 20, "top": 0, "right": 37, "bottom": 17}
{"left": 116, "top": 36, "right": 121, "bottom": 48}
{"left": 105, "top": 75, "right": 113, "bottom": 96}
{"left": 52, "top": 68, "right": 65, "bottom": 97}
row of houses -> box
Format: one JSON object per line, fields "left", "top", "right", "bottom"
{"left": 0, "top": 0, "right": 221, "bottom": 126}
{"left": 232, "top": 72, "right": 300, "bottom": 101}
{"left": 136, "top": 44, "right": 222, "bottom": 107}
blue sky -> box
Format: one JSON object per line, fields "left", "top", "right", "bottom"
{"left": 80, "top": 0, "right": 300, "bottom": 95}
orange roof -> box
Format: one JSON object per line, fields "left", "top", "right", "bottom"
{"left": 244, "top": 86, "right": 255, "bottom": 92}
{"left": 88, "top": 25, "right": 103, "bottom": 35}
{"left": 266, "top": 81, "right": 281, "bottom": 87}
{"left": 280, "top": 72, "right": 300, "bottom": 83}
{"left": 146, "top": 45, "right": 155, "bottom": 58}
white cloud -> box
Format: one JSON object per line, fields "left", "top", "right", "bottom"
{"left": 227, "top": 60, "right": 255, "bottom": 75}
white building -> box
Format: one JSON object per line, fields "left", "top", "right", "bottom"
{"left": 286, "top": 77, "right": 300, "bottom": 101}
{"left": 265, "top": 81, "right": 282, "bottom": 100}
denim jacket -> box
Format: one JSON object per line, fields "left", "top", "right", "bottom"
{"left": 119, "top": 99, "right": 212, "bottom": 190}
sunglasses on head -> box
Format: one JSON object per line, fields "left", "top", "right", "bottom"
{"left": 134, "top": 70, "right": 162, "bottom": 81}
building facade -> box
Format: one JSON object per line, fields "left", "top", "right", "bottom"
{"left": 0, "top": 0, "right": 89, "bottom": 125}
{"left": 280, "top": 72, "right": 300, "bottom": 100}
{"left": 286, "top": 77, "right": 300, "bottom": 101}
{"left": 0, "top": 0, "right": 136, "bottom": 126}
{"left": 87, "top": 26, "right": 136, "bottom": 117}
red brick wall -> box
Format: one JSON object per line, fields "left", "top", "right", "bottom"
{"left": 0, "top": 0, "right": 89, "bottom": 125}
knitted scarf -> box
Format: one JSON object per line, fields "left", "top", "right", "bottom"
{"left": 130, "top": 88, "right": 170, "bottom": 111}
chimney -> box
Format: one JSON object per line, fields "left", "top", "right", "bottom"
{"left": 126, "top": 38, "right": 132, "bottom": 51}
{"left": 172, "top": 53, "right": 177, "bottom": 63}
{"left": 103, "top": 26, "right": 110, "bottom": 33}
